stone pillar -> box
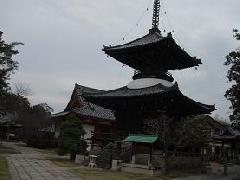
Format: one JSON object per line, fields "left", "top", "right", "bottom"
{"left": 131, "top": 155, "right": 136, "bottom": 164}
{"left": 111, "top": 160, "right": 122, "bottom": 171}
{"left": 75, "top": 155, "right": 85, "bottom": 164}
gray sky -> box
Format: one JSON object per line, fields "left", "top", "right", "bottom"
{"left": 1, "top": 0, "right": 239, "bottom": 120}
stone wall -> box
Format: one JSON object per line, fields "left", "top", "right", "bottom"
{"left": 152, "top": 154, "right": 201, "bottom": 170}
{"left": 96, "top": 144, "right": 112, "bottom": 169}
{"left": 135, "top": 154, "right": 150, "bottom": 165}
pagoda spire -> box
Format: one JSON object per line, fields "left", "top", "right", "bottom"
{"left": 152, "top": 0, "right": 160, "bottom": 29}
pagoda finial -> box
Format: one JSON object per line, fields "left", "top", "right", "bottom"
{"left": 152, "top": 0, "right": 160, "bottom": 29}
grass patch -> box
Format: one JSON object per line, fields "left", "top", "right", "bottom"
{"left": 51, "top": 158, "right": 167, "bottom": 180}
{"left": 0, "top": 145, "right": 20, "bottom": 154}
{"left": 37, "top": 148, "right": 58, "bottom": 155}
{"left": 71, "top": 167, "right": 167, "bottom": 180}
{"left": 51, "top": 158, "right": 79, "bottom": 168}
{"left": 0, "top": 155, "right": 11, "bottom": 180}
{"left": 49, "top": 155, "right": 201, "bottom": 180}
{"left": 165, "top": 169, "right": 202, "bottom": 179}
{"left": 37, "top": 148, "right": 60, "bottom": 160}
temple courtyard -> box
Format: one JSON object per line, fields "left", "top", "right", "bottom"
{"left": 0, "top": 142, "right": 239, "bottom": 180}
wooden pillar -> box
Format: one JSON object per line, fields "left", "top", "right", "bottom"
{"left": 148, "top": 144, "right": 153, "bottom": 168}
{"left": 222, "top": 140, "right": 228, "bottom": 176}
{"left": 131, "top": 143, "right": 135, "bottom": 164}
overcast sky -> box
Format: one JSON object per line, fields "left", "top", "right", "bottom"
{"left": 1, "top": 0, "right": 239, "bottom": 120}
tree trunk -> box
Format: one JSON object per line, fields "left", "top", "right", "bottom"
{"left": 70, "top": 152, "right": 76, "bottom": 161}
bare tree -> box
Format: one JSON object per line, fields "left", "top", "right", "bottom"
{"left": 13, "top": 82, "right": 32, "bottom": 96}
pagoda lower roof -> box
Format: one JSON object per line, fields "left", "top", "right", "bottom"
{"left": 85, "top": 82, "right": 177, "bottom": 98}
{"left": 83, "top": 83, "right": 215, "bottom": 116}
{"left": 103, "top": 28, "right": 202, "bottom": 71}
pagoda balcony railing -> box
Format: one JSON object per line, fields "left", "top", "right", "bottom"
{"left": 133, "top": 70, "right": 174, "bottom": 82}
{"left": 134, "top": 70, "right": 141, "bottom": 76}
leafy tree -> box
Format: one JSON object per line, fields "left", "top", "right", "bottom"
{"left": 0, "top": 31, "right": 27, "bottom": 115}
{"left": 25, "top": 103, "right": 53, "bottom": 136}
{"left": 225, "top": 29, "right": 240, "bottom": 121}
{"left": 0, "top": 92, "right": 31, "bottom": 113}
{"left": 233, "top": 29, "right": 240, "bottom": 40}
{"left": 21, "top": 103, "right": 54, "bottom": 148}
{"left": 176, "top": 116, "right": 211, "bottom": 148}
{"left": 0, "top": 91, "right": 53, "bottom": 142}
{"left": 0, "top": 31, "right": 23, "bottom": 92}
{"left": 59, "top": 115, "right": 87, "bottom": 161}
{"left": 0, "top": 31, "right": 53, "bottom": 145}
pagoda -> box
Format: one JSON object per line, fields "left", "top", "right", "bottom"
{"left": 83, "top": 0, "right": 215, "bottom": 135}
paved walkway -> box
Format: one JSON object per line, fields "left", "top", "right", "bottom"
{"left": 3, "top": 142, "right": 240, "bottom": 180}
{"left": 4, "top": 142, "right": 79, "bottom": 180}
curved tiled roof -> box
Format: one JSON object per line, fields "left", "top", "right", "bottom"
{"left": 63, "top": 84, "right": 115, "bottom": 121}
{"left": 83, "top": 82, "right": 215, "bottom": 116}
{"left": 83, "top": 82, "right": 178, "bottom": 98}
{"left": 73, "top": 104, "right": 115, "bottom": 121}
{"left": 103, "top": 29, "right": 201, "bottom": 71}
{"left": 104, "top": 30, "right": 164, "bottom": 50}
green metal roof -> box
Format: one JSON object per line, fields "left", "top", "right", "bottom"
{"left": 123, "top": 134, "right": 158, "bottom": 144}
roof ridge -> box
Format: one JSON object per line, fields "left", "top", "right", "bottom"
{"left": 83, "top": 82, "right": 178, "bottom": 99}
{"left": 103, "top": 30, "right": 164, "bottom": 50}
{"left": 129, "top": 134, "right": 158, "bottom": 137}
{"left": 75, "top": 83, "right": 99, "bottom": 90}
{"left": 75, "top": 83, "right": 105, "bottom": 94}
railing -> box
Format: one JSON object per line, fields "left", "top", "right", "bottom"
{"left": 132, "top": 70, "right": 174, "bottom": 82}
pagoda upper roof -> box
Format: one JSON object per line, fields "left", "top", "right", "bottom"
{"left": 103, "top": 28, "right": 202, "bottom": 71}
{"left": 83, "top": 82, "right": 215, "bottom": 116}
{"left": 107, "top": 29, "right": 165, "bottom": 50}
